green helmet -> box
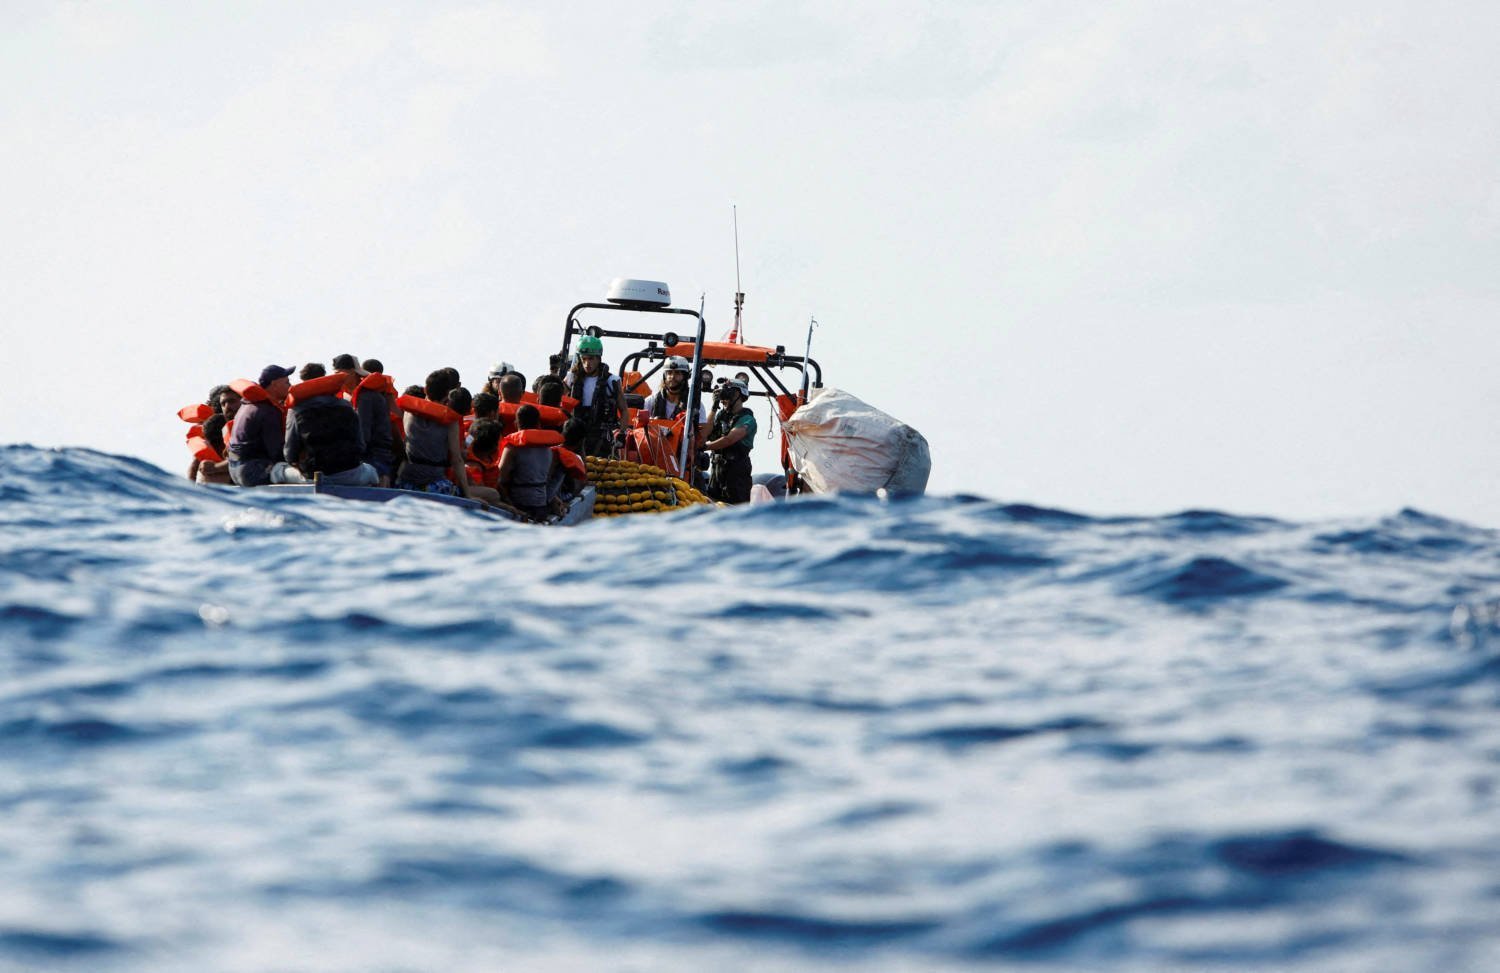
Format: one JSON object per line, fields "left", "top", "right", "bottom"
{"left": 577, "top": 335, "right": 603, "bottom": 356}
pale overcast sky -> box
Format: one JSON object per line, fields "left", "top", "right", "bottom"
{"left": 4, "top": 2, "right": 1497, "bottom": 523}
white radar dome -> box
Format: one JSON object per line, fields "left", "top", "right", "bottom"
{"left": 607, "top": 278, "right": 671, "bottom": 308}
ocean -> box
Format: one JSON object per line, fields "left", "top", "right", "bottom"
{"left": 2, "top": 445, "right": 1498, "bottom": 972}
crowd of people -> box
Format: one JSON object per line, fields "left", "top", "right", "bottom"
{"left": 181, "top": 338, "right": 761, "bottom": 519}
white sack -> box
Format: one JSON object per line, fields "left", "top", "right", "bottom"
{"left": 782, "top": 387, "right": 931, "bottom": 494}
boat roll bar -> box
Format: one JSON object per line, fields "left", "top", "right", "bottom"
{"left": 558, "top": 298, "right": 708, "bottom": 476}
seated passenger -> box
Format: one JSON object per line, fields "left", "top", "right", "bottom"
{"left": 468, "top": 392, "right": 498, "bottom": 447}
{"left": 464, "top": 418, "right": 504, "bottom": 503}
{"left": 495, "top": 373, "right": 527, "bottom": 435}
{"left": 394, "top": 369, "right": 474, "bottom": 499}
{"left": 195, "top": 414, "right": 234, "bottom": 485}
{"left": 549, "top": 418, "right": 590, "bottom": 509}
{"left": 228, "top": 364, "right": 296, "bottom": 487}
{"left": 483, "top": 362, "right": 515, "bottom": 399}
{"left": 497, "top": 404, "right": 559, "bottom": 521}
{"left": 535, "top": 379, "right": 570, "bottom": 430}
{"left": 350, "top": 363, "right": 397, "bottom": 486}
{"left": 283, "top": 372, "right": 379, "bottom": 486}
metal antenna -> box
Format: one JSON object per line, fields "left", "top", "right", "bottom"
{"left": 730, "top": 205, "right": 745, "bottom": 344}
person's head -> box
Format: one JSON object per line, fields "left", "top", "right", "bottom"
{"left": 361, "top": 358, "right": 384, "bottom": 374}
{"left": 515, "top": 403, "right": 540, "bottom": 431}
{"left": 299, "top": 362, "right": 326, "bottom": 381}
{"left": 202, "top": 413, "right": 228, "bottom": 454}
{"left": 663, "top": 356, "right": 690, "bottom": 394}
{"left": 331, "top": 353, "right": 366, "bottom": 378}
{"left": 218, "top": 386, "right": 243, "bottom": 416}
{"left": 472, "top": 391, "right": 498, "bottom": 420}
{"left": 439, "top": 366, "right": 460, "bottom": 387}
{"left": 699, "top": 369, "right": 715, "bottom": 393}
{"left": 498, "top": 373, "right": 524, "bottom": 403}
{"left": 488, "top": 361, "right": 514, "bottom": 383}
{"left": 562, "top": 417, "right": 587, "bottom": 453}
{"left": 576, "top": 335, "right": 603, "bottom": 375}
{"left": 424, "top": 369, "right": 458, "bottom": 403}
{"left": 207, "top": 384, "right": 231, "bottom": 413}
{"left": 537, "top": 377, "right": 564, "bottom": 407}
{"left": 446, "top": 386, "right": 473, "bottom": 416}
{"left": 720, "top": 379, "right": 749, "bottom": 408}
{"left": 469, "top": 418, "right": 502, "bottom": 459}
{"left": 258, "top": 364, "right": 295, "bottom": 403}
{"left": 403, "top": 384, "right": 426, "bottom": 399}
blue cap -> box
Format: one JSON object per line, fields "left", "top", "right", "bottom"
{"left": 258, "top": 364, "right": 296, "bottom": 386}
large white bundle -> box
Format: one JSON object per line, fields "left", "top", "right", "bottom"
{"left": 782, "top": 387, "right": 931, "bottom": 494}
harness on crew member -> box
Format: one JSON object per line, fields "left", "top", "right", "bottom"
{"left": 707, "top": 402, "right": 754, "bottom": 496}
{"left": 571, "top": 364, "right": 622, "bottom": 454}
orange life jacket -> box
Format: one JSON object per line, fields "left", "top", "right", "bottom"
{"left": 500, "top": 401, "right": 569, "bottom": 432}
{"left": 464, "top": 447, "right": 500, "bottom": 489}
{"left": 396, "top": 395, "right": 460, "bottom": 426}
{"left": 501, "top": 428, "right": 564, "bottom": 450}
{"left": 350, "top": 373, "right": 397, "bottom": 410}
{"left": 286, "top": 372, "right": 353, "bottom": 408}
{"left": 229, "top": 379, "right": 284, "bottom": 413}
{"left": 187, "top": 435, "right": 224, "bottom": 463}
{"left": 178, "top": 403, "right": 213, "bottom": 423}
{"left": 631, "top": 415, "right": 687, "bottom": 477}
{"left": 350, "top": 373, "right": 403, "bottom": 445}
{"left": 523, "top": 390, "right": 578, "bottom": 414}
{"left": 554, "top": 446, "right": 587, "bottom": 481}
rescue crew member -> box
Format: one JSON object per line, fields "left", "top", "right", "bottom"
{"left": 705, "top": 378, "right": 756, "bottom": 504}
{"left": 641, "top": 356, "right": 705, "bottom": 424}
{"left": 563, "top": 335, "right": 628, "bottom": 457}
{"left": 227, "top": 364, "right": 296, "bottom": 486}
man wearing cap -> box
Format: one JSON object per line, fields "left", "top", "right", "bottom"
{"left": 704, "top": 378, "right": 757, "bottom": 503}
{"left": 227, "top": 364, "right": 296, "bottom": 487}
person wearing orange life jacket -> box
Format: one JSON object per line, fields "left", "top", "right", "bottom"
{"left": 464, "top": 419, "right": 503, "bottom": 490}
{"left": 548, "top": 418, "right": 591, "bottom": 509}
{"left": 283, "top": 372, "right": 379, "bottom": 486}
{"left": 497, "top": 405, "right": 561, "bottom": 521}
{"left": 563, "top": 335, "right": 628, "bottom": 457}
{"left": 350, "top": 361, "right": 397, "bottom": 485}
{"left": 228, "top": 364, "right": 296, "bottom": 486}
{"left": 468, "top": 392, "right": 499, "bottom": 446}
{"left": 195, "top": 414, "right": 234, "bottom": 485}
{"left": 394, "top": 369, "right": 475, "bottom": 499}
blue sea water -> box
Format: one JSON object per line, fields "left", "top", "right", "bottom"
{"left": 2, "top": 444, "right": 1499, "bottom": 972}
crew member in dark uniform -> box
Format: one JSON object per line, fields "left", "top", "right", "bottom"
{"left": 705, "top": 379, "right": 756, "bottom": 504}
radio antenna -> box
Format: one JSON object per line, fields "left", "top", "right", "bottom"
{"left": 729, "top": 205, "right": 745, "bottom": 344}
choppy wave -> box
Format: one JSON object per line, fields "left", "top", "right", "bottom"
{"left": 2, "top": 445, "right": 1498, "bottom": 971}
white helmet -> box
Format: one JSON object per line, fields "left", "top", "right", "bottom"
{"left": 665, "top": 356, "right": 690, "bottom": 374}
{"left": 488, "top": 361, "right": 514, "bottom": 379}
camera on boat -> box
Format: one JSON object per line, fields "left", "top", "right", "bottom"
{"left": 606, "top": 278, "right": 672, "bottom": 309}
